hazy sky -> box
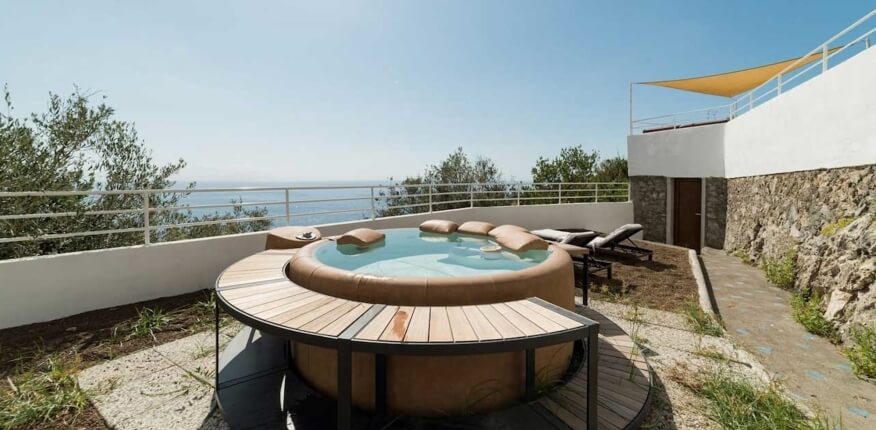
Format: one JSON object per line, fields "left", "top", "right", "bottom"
{"left": 2, "top": 1, "right": 872, "bottom": 182}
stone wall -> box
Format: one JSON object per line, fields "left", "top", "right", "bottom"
{"left": 630, "top": 176, "right": 667, "bottom": 242}
{"left": 724, "top": 165, "right": 876, "bottom": 336}
{"left": 705, "top": 177, "right": 727, "bottom": 249}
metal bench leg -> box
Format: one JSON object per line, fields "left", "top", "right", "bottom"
{"left": 337, "top": 342, "right": 352, "bottom": 430}
{"left": 524, "top": 348, "right": 535, "bottom": 401}
{"left": 374, "top": 353, "right": 387, "bottom": 417}
{"left": 582, "top": 254, "right": 590, "bottom": 306}
{"left": 587, "top": 326, "right": 599, "bottom": 429}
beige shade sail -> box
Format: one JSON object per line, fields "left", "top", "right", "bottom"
{"left": 640, "top": 48, "right": 841, "bottom": 97}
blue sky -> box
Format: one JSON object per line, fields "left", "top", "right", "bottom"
{"left": 2, "top": 1, "right": 872, "bottom": 182}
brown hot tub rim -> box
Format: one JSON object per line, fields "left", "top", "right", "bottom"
{"left": 288, "top": 236, "right": 575, "bottom": 310}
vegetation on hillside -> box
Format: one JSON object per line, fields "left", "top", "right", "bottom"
{"left": 762, "top": 249, "right": 797, "bottom": 290}
{"left": 378, "top": 146, "right": 629, "bottom": 217}
{"left": 790, "top": 292, "right": 839, "bottom": 343}
{"left": 845, "top": 324, "right": 876, "bottom": 379}
{"left": 0, "top": 87, "right": 269, "bottom": 259}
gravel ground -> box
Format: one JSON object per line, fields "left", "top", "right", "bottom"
{"left": 586, "top": 300, "right": 775, "bottom": 430}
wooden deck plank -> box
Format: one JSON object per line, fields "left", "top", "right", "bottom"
{"left": 319, "top": 303, "right": 372, "bottom": 337}
{"left": 476, "top": 304, "right": 524, "bottom": 339}
{"left": 520, "top": 300, "right": 582, "bottom": 329}
{"left": 379, "top": 306, "right": 414, "bottom": 342}
{"left": 462, "top": 306, "right": 501, "bottom": 341}
{"left": 446, "top": 306, "right": 477, "bottom": 342}
{"left": 539, "top": 396, "right": 586, "bottom": 429}
{"left": 231, "top": 286, "right": 308, "bottom": 309}
{"left": 219, "top": 281, "right": 289, "bottom": 299}
{"left": 218, "top": 271, "right": 285, "bottom": 288}
{"left": 428, "top": 307, "right": 453, "bottom": 342}
{"left": 281, "top": 298, "right": 348, "bottom": 329}
{"left": 505, "top": 301, "right": 564, "bottom": 332}
{"left": 403, "top": 307, "right": 430, "bottom": 342}
{"left": 490, "top": 303, "right": 545, "bottom": 336}
{"left": 254, "top": 292, "right": 321, "bottom": 320}
{"left": 300, "top": 301, "right": 361, "bottom": 333}
{"left": 266, "top": 296, "right": 335, "bottom": 326}
{"left": 240, "top": 288, "right": 312, "bottom": 314}
{"left": 355, "top": 306, "right": 399, "bottom": 341}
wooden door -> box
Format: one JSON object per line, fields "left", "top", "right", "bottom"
{"left": 673, "top": 179, "right": 702, "bottom": 250}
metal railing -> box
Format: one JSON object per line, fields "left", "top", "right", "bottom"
{"left": 630, "top": 9, "right": 876, "bottom": 134}
{"left": 0, "top": 181, "right": 630, "bottom": 247}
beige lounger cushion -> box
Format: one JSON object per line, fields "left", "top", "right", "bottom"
{"left": 494, "top": 231, "right": 549, "bottom": 252}
{"left": 336, "top": 228, "right": 385, "bottom": 247}
{"left": 419, "top": 219, "right": 459, "bottom": 234}
{"left": 555, "top": 242, "right": 589, "bottom": 257}
{"left": 457, "top": 221, "right": 495, "bottom": 236}
{"left": 489, "top": 224, "right": 528, "bottom": 237}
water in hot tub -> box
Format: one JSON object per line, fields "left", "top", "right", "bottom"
{"left": 313, "top": 228, "right": 550, "bottom": 277}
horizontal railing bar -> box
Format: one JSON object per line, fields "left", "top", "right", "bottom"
{"left": 0, "top": 207, "right": 144, "bottom": 220}
{"left": 292, "top": 196, "right": 373, "bottom": 204}
{"left": 150, "top": 215, "right": 287, "bottom": 230}
{"left": 152, "top": 200, "right": 287, "bottom": 213}
{"left": 0, "top": 227, "right": 146, "bottom": 243}
{"left": 290, "top": 208, "right": 369, "bottom": 217}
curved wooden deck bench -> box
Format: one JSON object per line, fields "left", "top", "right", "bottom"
{"left": 215, "top": 249, "right": 654, "bottom": 430}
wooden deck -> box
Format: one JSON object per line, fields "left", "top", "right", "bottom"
{"left": 217, "top": 249, "right": 652, "bottom": 429}
{"left": 536, "top": 307, "right": 652, "bottom": 430}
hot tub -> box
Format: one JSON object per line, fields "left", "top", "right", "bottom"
{"left": 288, "top": 228, "right": 575, "bottom": 416}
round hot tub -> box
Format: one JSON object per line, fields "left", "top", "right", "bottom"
{"left": 288, "top": 228, "right": 575, "bottom": 416}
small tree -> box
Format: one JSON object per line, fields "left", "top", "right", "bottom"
{"left": 0, "top": 87, "right": 269, "bottom": 259}
{"left": 378, "top": 147, "right": 510, "bottom": 217}
{"left": 529, "top": 146, "right": 628, "bottom": 203}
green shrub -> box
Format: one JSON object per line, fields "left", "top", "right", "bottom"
{"left": 682, "top": 302, "right": 724, "bottom": 337}
{"left": 698, "top": 371, "right": 832, "bottom": 430}
{"left": 0, "top": 356, "right": 89, "bottom": 429}
{"left": 732, "top": 249, "right": 752, "bottom": 265}
{"left": 845, "top": 324, "right": 876, "bottom": 379}
{"left": 762, "top": 249, "right": 796, "bottom": 289}
{"left": 790, "top": 292, "right": 838, "bottom": 342}
{"left": 820, "top": 217, "right": 853, "bottom": 237}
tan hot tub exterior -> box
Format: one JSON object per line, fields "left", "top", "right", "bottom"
{"left": 287, "top": 238, "right": 575, "bottom": 416}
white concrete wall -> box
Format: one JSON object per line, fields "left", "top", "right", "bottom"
{"left": 723, "top": 46, "right": 876, "bottom": 178}
{"left": 627, "top": 123, "right": 725, "bottom": 178}
{"left": 627, "top": 46, "right": 876, "bottom": 179}
{"left": 0, "top": 202, "right": 632, "bottom": 329}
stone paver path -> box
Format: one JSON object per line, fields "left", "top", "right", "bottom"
{"left": 702, "top": 248, "right": 875, "bottom": 428}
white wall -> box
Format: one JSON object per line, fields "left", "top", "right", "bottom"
{"left": 627, "top": 123, "right": 725, "bottom": 178}
{"left": 627, "top": 46, "right": 876, "bottom": 179}
{"left": 723, "top": 46, "right": 876, "bottom": 178}
{"left": 0, "top": 202, "right": 632, "bottom": 329}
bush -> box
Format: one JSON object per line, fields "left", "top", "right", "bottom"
{"left": 697, "top": 371, "right": 831, "bottom": 430}
{"left": 762, "top": 249, "right": 796, "bottom": 289}
{"left": 820, "top": 217, "right": 853, "bottom": 237}
{"left": 845, "top": 324, "right": 876, "bottom": 379}
{"left": 790, "top": 292, "right": 838, "bottom": 342}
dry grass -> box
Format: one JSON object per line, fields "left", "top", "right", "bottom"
{"left": 587, "top": 241, "right": 699, "bottom": 312}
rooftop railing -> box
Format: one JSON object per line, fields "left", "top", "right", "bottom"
{"left": 630, "top": 9, "right": 876, "bottom": 134}
{"left": 0, "top": 181, "right": 630, "bottom": 252}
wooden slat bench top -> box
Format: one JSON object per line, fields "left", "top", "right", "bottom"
{"left": 216, "top": 250, "right": 596, "bottom": 350}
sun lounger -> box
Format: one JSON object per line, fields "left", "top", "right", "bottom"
{"left": 588, "top": 224, "right": 653, "bottom": 261}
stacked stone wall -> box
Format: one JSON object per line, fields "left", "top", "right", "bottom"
{"left": 630, "top": 176, "right": 667, "bottom": 242}
{"left": 725, "top": 165, "right": 876, "bottom": 336}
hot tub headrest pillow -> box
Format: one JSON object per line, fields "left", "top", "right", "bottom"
{"left": 494, "top": 231, "right": 549, "bottom": 252}
{"left": 337, "top": 228, "right": 385, "bottom": 247}
{"left": 457, "top": 221, "right": 495, "bottom": 236}
{"left": 419, "top": 219, "right": 459, "bottom": 234}
{"left": 488, "top": 224, "right": 528, "bottom": 237}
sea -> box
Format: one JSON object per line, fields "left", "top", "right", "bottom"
{"left": 180, "top": 180, "right": 390, "bottom": 227}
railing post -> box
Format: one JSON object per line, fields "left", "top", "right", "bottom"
{"left": 428, "top": 183, "right": 433, "bottom": 213}
{"left": 627, "top": 182, "right": 631, "bottom": 202}
{"left": 284, "top": 189, "right": 291, "bottom": 226}
{"left": 822, "top": 44, "right": 829, "bottom": 73}
{"left": 142, "top": 191, "right": 150, "bottom": 245}
{"left": 370, "top": 187, "right": 376, "bottom": 220}
{"left": 469, "top": 184, "right": 474, "bottom": 208}
{"left": 594, "top": 183, "right": 599, "bottom": 203}
{"left": 866, "top": 37, "right": 872, "bottom": 49}
{"left": 517, "top": 182, "right": 521, "bottom": 206}
{"left": 558, "top": 183, "right": 562, "bottom": 204}
{"left": 748, "top": 92, "right": 753, "bottom": 110}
